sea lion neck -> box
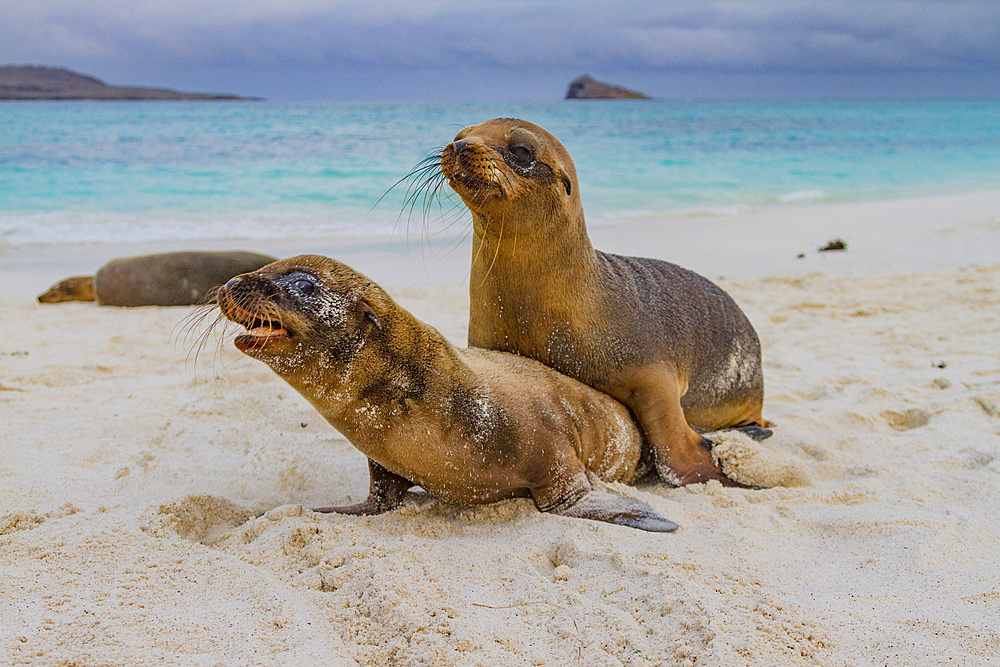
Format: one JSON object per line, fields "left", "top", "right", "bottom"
{"left": 293, "top": 304, "right": 463, "bottom": 442}
{"left": 468, "top": 206, "right": 599, "bottom": 277}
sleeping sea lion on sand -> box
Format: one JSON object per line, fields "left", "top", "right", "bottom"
{"left": 38, "top": 251, "right": 277, "bottom": 306}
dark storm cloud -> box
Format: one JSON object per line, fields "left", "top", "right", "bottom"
{"left": 2, "top": 1, "right": 998, "bottom": 96}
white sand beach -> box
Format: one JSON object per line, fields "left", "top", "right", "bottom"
{"left": 2, "top": 191, "right": 999, "bottom": 665}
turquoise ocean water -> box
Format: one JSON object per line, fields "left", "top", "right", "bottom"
{"left": 2, "top": 99, "right": 999, "bottom": 247}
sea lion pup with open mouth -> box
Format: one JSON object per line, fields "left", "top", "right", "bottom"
{"left": 439, "top": 118, "right": 771, "bottom": 487}
{"left": 217, "top": 254, "right": 678, "bottom": 532}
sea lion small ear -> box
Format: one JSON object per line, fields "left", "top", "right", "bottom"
{"left": 359, "top": 299, "right": 382, "bottom": 330}
{"left": 559, "top": 168, "right": 572, "bottom": 196}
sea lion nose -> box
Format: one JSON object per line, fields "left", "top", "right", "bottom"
{"left": 225, "top": 277, "right": 241, "bottom": 290}
{"left": 452, "top": 140, "right": 469, "bottom": 154}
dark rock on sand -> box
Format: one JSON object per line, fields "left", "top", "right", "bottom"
{"left": 818, "top": 239, "right": 847, "bottom": 252}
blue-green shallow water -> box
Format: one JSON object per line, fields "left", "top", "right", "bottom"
{"left": 2, "top": 99, "right": 999, "bottom": 246}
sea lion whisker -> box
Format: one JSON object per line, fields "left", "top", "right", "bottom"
{"left": 420, "top": 175, "right": 451, "bottom": 228}
{"left": 200, "top": 284, "right": 221, "bottom": 306}
{"left": 469, "top": 217, "right": 493, "bottom": 277}
{"left": 203, "top": 313, "right": 235, "bottom": 377}
{"left": 377, "top": 149, "right": 448, "bottom": 262}
{"left": 477, "top": 198, "right": 506, "bottom": 287}
{"left": 424, "top": 203, "right": 472, "bottom": 243}
{"left": 444, "top": 224, "right": 479, "bottom": 279}
{"left": 177, "top": 305, "right": 230, "bottom": 382}
{"left": 412, "top": 191, "right": 475, "bottom": 260}
{"left": 372, "top": 148, "right": 446, "bottom": 213}
{"left": 402, "top": 167, "right": 445, "bottom": 210}
{"left": 496, "top": 168, "right": 517, "bottom": 197}
{"left": 390, "top": 157, "right": 448, "bottom": 222}
{"left": 185, "top": 308, "right": 230, "bottom": 381}
{"left": 418, "top": 175, "right": 464, "bottom": 265}
{"left": 401, "top": 171, "right": 449, "bottom": 250}
{"left": 172, "top": 302, "right": 217, "bottom": 347}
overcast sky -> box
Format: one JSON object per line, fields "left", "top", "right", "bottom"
{"left": 2, "top": 1, "right": 999, "bottom": 100}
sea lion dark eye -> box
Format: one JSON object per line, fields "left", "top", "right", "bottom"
{"left": 508, "top": 145, "right": 532, "bottom": 165}
{"left": 292, "top": 278, "right": 315, "bottom": 296}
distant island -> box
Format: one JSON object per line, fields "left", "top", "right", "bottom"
{"left": 0, "top": 65, "right": 255, "bottom": 101}
{"left": 565, "top": 75, "right": 650, "bottom": 100}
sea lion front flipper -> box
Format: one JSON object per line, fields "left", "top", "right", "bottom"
{"left": 624, "top": 365, "right": 731, "bottom": 486}
{"left": 554, "top": 489, "right": 679, "bottom": 532}
{"left": 313, "top": 459, "right": 413, "bottom": 515}
{"left": 536, "top": 471, "right": 679, "bottom": 533}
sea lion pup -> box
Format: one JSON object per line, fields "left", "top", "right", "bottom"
{"left": 217, "top": 254, "right": 679, "bottom": 532}
{"left": 439, "top": 118, "right": 770, "bottom": 486}
{"left": 37, "top": 251, "right": 277, "bottom": 306}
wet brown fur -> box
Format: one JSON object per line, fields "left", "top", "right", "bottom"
{"left": 214, "top": 255, "right": 678, "bottom": 532}
{"left": 441, "top": 118, "right": 768, "bottom": 486}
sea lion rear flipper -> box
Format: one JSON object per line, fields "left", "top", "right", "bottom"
{"left": 313, "top": 459, "right": 413, "bottom": 515}
{"left": 696, "top": 436, "right": 765, "bottom": 490}
{"left": 537, "top": 472, "right": 679, "bottom": 533}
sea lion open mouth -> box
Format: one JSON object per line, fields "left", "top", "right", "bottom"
{"left": 216, "top": 283, "right": 293, "bottom": 351}
{"left": 239, "top": 317, "right": 289, "bottom": 340}
{"left": 232, "top": 318, "right": 290, "bottom": 352}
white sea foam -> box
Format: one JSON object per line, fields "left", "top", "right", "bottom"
{"left": 0, "top": 208, "right": 404, "bottom": 247}
{"left": 778, "top": 189, "right": 827, "bottom": 203}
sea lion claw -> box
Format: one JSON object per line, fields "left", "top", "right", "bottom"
{"left": 313, "top": 459, "right": 412, "bottom": 516}
{"left": 733, "top": 425, "right": 774, "bottom": 441}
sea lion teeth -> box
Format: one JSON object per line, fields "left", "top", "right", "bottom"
{"left": 441, "top": 118, "right": 771, "bottom": 488}
{"left": 216, "top": 254, "right": 679, "bottom": 533}
{"left": 246, "top": 324, "right": 288, "bottom": 338}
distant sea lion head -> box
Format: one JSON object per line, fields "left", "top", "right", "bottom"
{"left": 37, "top": 276, "right": 96, "bottom": 303}
{"left": 440, "top": 118, "right": 581, "bottom": 230}
{"left": 217, "top": 255, "right": 386, "bottom": 375}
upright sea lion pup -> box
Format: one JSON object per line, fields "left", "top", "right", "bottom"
{"left": 217, "top": 254, "right": 678, "bottom": 532}
{"left": 440, "top": 118, "right": 770, "bottom": 486}
{"left": 38, "top": 251, "right": 277, "bottom": 306}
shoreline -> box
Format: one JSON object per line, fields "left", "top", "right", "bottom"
{"left": 2, "top": 189, "right": 999, "bottom": 664}
{"left": 4, "top": 189, "right": 999, "bottom": 302}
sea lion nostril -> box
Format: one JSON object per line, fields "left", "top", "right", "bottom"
{"left": 453, "top": 140, "right": 469, "bottom": 153}
{"left": 225, "top": 277, "right": 241, "bottom": 290}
